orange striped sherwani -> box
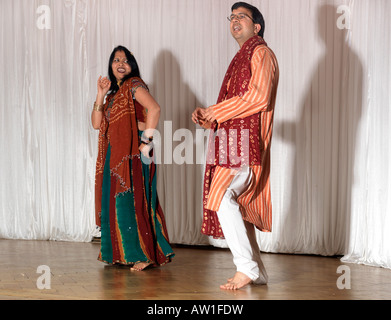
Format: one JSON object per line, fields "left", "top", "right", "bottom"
{"left": 202, "top": 36, "right": 279, "bottom": 238}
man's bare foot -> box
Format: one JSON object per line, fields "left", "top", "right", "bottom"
{"left": 130, "top": 262, "right": 152, "bottom": 272}
{"left": 228, "top": 276, "right": 267, "bottom": 285}
{"left": 220, "top": 272, "right": 252, "bottom": 290}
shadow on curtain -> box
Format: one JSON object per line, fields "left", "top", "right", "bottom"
{"left": 275, "top": 4, "right": 364, "bottom": 256}
{"left": 149, "top": 49, "right": 209, "bottom": 245}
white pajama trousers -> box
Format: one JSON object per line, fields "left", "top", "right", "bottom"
{"left": 216, "top": 167, "right": 268, "bottom": 284}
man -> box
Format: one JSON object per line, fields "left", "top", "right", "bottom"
{"left": 192, "top": 2, "right": 279, "bottom": 290}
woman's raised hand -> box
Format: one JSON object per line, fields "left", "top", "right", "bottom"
{"left": 97, "top": 76, "right": 111, "bottom": 97}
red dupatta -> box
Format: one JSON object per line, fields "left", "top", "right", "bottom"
{"left": 94, "top": 78, "right": 140, "bottom": 227}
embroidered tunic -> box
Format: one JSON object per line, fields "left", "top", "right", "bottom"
{"left": 202, "top": 36, "right": 279, "bottom": 238}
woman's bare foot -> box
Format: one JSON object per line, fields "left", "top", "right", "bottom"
{"left": 220, "top": 272, "right": 252, "bottom": 290}
{"left": 130, "top": 262, "right": 152, "bottom": 272}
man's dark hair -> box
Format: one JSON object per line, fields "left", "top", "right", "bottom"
{"left": 232, "top": 2, "right": 265, "bottom": 38}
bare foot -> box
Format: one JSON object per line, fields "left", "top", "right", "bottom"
{"left": 228, "top": 274, "right": 268, "bottom": 285}
{"left": 220, "top": 272, "right": 252, "bottom": 290}
{"left": 130, "top": 262, "right": 152, "bottom": 272}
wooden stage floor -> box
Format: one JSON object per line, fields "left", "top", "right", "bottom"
{"left": 0, "top": 239, "right": 390, "bottom": 300}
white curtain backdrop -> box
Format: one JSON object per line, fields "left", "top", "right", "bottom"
{"left": 0, "top": 0, "right": 390, "bottom": 269}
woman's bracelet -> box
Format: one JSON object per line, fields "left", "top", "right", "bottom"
{"left": 141, "top": 134, "right": 153, "bottom": 144}
{"left": 93, "top": 102, "right": 104, "bottom": 112}
{"left": 140, "top": 141, "right": 154, "bottom": 150}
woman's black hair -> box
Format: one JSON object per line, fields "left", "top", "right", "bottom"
{"left": 232, "top": 2, "right": 265, "bottom": 38}
{"left": 108, "top": 45, "right": 141, "bottom": 94}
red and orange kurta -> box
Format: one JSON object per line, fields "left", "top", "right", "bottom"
{"left": 202, "top": 36, "right": 279, "bottom": 239}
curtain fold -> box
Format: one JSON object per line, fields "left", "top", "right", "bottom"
{"left": 0, "top": 0, "right": 390, "bottom": 269}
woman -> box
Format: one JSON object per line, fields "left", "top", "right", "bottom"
{"left": 92, "top": 46, "right": 174, "bottom": 271}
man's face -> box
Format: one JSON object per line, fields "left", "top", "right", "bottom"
{"left": 229, "top": 7, "right": 260, "bottom": 46}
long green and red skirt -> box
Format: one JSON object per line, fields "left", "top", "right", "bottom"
{"left": 98, "top": 143, "right": 174, "bottom": 267}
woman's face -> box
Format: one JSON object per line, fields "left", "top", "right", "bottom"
{"left": 112, "top": 50, "right": 132, "bottom": 81}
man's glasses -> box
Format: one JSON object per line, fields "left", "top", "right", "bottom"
{"left": 227, "top": 13, "right": 255, "bottom": 23}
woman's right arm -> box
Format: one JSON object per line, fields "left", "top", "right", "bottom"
{"left": 91, "top": 76, "right": 111, "bottom": 130}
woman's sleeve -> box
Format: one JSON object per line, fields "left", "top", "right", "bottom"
{"left": 130, "top": 78, "right": 149, "bottom": 99}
